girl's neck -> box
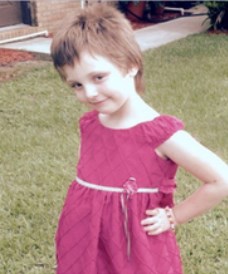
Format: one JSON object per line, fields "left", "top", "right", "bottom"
{"left": 99, "top": 93, "right": 159, "bottom": 129}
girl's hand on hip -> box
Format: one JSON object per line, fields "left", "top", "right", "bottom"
{"left": 141, "top": 208, "right": 171, "bottom": 235}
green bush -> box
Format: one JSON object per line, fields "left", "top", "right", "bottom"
{"left": 204, "top": 1, "right": 228, "bottom": 30}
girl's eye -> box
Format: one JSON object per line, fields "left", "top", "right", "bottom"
{"left": 71, "top": 82, "right": 82, "bottom": 90}
{"left": 95, "top": 74, "right": 106, "bottom": 82}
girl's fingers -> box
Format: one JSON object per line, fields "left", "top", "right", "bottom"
{"left": 141, "top": 208, "right": 160, "bottom": 225}
{"left": 141, "top": 216, "right": 157, "bottom": 226}
{"left": 145, "top": 209, "right": 159, "bottom": 216}
{"left": 142, "top": 220, "right": 163, "bottom": 235}
{"left": 142, "top": 222, "right": 160, "bottom": 232}
{"left": 141, "top": 208, "right": 159, "bottom": 225}
{"left": 141, "top": 207, "right": 171, "bottom": 235}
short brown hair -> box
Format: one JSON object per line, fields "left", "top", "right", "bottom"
{"left": 51, "top": 4, "right": 144, "bottom": 92}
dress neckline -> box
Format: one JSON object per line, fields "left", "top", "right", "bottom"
{"left": 95, "top": 111, "right": 162, "bottom": 131}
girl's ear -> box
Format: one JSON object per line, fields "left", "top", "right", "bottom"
{"left": 128, "top": 67, "right": 138, "bottom": 77}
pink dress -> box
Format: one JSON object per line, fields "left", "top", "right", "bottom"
{"left": 56, "top": 111, "right": 184, "bottom": 274}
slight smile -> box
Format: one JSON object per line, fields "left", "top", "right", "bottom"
{"left": 89, "top": 99, "right": 108, "bottom": 106}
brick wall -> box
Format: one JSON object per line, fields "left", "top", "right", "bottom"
{"left": 35, "top": 0, "right": 81, "bottom": 35}
{"left": 0, "top": 0, "right": 81, "bottom": 42}
{"left": 35, "top": 0, "right": 117, "bottom": 34}
{"left": 0, "top": 0, "right": 117, "bottom": 42}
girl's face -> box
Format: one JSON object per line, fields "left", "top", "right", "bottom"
{"left": 63, "top": 51, "right": 138, "bottom": 116}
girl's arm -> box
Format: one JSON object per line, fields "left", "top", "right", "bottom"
{"left": 157, "top": 130, "right": 228, "bottom": 225}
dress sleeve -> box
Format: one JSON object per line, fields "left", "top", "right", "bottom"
{"left": 79, "top": 110, "right": 97, "bottom": 133}
{"left": 144, "top": 115, "right": 184, "bottom": 148}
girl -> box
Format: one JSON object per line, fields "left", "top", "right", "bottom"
{"left": 51, "top": 4, "right": 228, "bottom": 274}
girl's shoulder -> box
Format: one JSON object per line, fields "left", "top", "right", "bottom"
{"left": 142, "top": 114, "right": 185, "bottom": 147}
{"left": 153, "top": 114, "right": 184, "bottom": 131}
{"left": 79, "top": 110, "right": 97, "bottom": 129}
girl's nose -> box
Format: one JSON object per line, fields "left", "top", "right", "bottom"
{"left": 84, "top": 85, "right": 98, "bottom": 99}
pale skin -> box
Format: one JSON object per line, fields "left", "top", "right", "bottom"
{"left": 63, "top": 51, "right": 228, "bottom": 236}
{"left": 142, "top": 131, "right": 228, "bottom": 235}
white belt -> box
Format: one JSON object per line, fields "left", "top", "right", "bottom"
{"left": 76, "top": 176, "right": 159, "bottom": 194}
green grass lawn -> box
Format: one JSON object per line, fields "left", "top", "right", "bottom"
{"left": 0, "top": 33, "right": 228, "bottom": 274}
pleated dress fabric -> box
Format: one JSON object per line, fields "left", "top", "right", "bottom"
{"left": 56, "top": 111, "right": 184, "bottom": 274}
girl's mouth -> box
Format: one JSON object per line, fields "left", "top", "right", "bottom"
{"left": 90, "top": 99, "right": 107, "bottom": 106}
